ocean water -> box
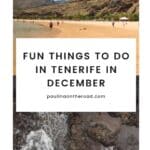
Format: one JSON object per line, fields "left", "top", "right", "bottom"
{"left": 14, "top": 21, "right": 56, "bottom": 37}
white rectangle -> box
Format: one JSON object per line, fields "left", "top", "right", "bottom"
{"left": 16, "top": 38, "right": 136, "bottom": 112}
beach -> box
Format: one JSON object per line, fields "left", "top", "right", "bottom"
{"left": 14, "top": 19, "right": 138, "bottom": 38}
{"left": 13, "top": 19, "right": 139, "bottom": 74}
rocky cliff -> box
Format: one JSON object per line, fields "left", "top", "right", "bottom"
{"left": 14, "top": 0, "right": 51, "bottom": 9}
{"left": 14, "top": 0, "right": 139, "bottom": 21}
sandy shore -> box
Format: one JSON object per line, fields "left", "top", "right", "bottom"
{"left": 14, "top": 19, "right": 139, "bottom": 74}
{"left": 14, "top": 19, "right": 138, "bottom": 37}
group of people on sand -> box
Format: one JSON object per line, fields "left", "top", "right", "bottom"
{"left": 111, "top": 20, "right": 128, "bottom": 28}
{"left": 49, "top": 21, "right": 61, "bottom": 29}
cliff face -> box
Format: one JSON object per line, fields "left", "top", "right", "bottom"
{"left": 14, "top": 0, "right": 139, "bottom": 20}
{"left": 14, "top": 0, "right": 52, "bottom": 9}
{"left": 14, "top": 0, "right": 68, "bottom": 9}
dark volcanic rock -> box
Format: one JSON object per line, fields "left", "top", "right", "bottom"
{"left": 14, "top": 112, "right": 139, "bottom": 150}
{"left": 14, "top": 113, "right": 41, "bottom": 150}
{"left": 108, "top": 112, "right": 138, "bottom": 126}
{"left": 86, "top": 113, "right": 121, "bottom": 146}
{"left": 116, "top": 125, "right": 139, "bottom": 150}
{"left": 68, "top": 113, "right": 121, "bottom": 149}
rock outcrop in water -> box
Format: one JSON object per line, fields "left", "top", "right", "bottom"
{"left": 14, "top": 113, "right": 68, "bottom": 150}
{"left": 21, "top": 129, "right": 54, "bottom": 150}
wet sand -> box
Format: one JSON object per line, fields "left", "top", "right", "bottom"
{"left": 13, "top": 19, "right": 139, "bottom": 74}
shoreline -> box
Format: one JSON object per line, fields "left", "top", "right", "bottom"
{"left": 14, "top": 19, "right": 138, "bottom": 29}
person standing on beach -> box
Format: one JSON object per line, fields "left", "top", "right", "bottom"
{"left": 49, "top": 21, "right": 53, "bottom": 29}
{"left": 112, "top": 20, "right": 115, "bottom": 28}
{"left": 57, "top": 21, "right": 60, "bottom": 26}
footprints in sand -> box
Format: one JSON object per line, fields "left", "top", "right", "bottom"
{"left": 79, "top": 27, "right": 87, "bottom": 31}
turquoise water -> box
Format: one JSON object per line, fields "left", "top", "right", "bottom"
{"left": 14, "top": 21, "right": 57, "bottom": 37}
